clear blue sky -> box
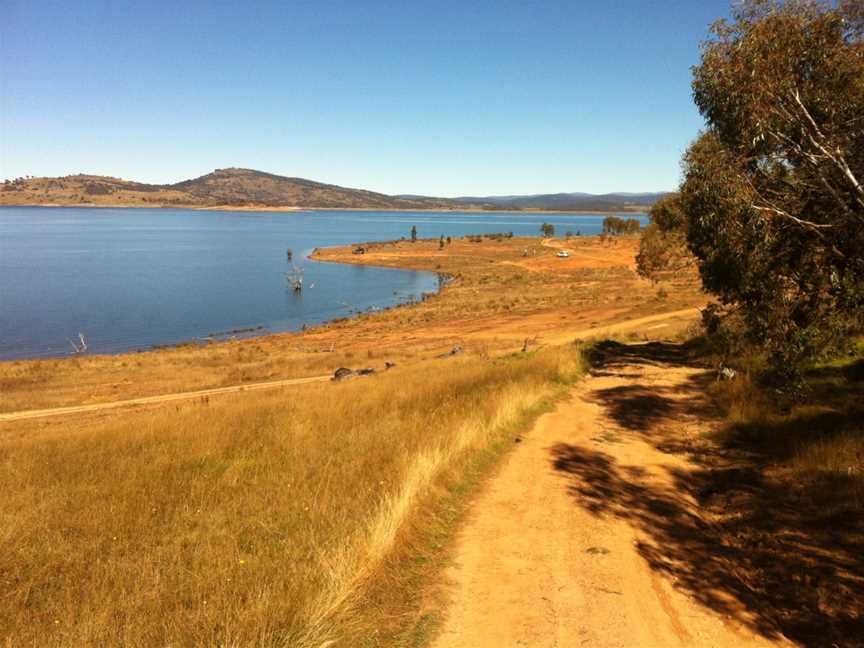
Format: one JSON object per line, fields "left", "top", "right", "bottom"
{"left": 1, "top": 1, "right": 731, "bottom": 196}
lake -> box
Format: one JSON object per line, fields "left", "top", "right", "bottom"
{"left": 0, "top": 207, "right": 647, "bottom": 359}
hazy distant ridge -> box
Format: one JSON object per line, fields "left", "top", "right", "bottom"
{"left": 438, "top": 191, "right": 666, "bottom": 211}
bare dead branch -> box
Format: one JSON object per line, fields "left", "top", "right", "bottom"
{"left": 792, "top": 88, "right": 864, "bottom": 205}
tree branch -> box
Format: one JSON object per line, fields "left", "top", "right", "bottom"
{"left": 792, "top": 88, "right": 864, "bottom": 206}
{"left": 750, "top": 204, "right": 834, "bottom": 229}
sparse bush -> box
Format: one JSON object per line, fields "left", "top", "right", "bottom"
{"left": 636, "top": 194, "right": 693, "bottom": 282}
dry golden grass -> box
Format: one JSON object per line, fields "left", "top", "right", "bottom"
{"left": 0, "top": 345, "right": 585, "bottom": 647}
{"left": 691, "top": 345, "right": 864, "bottom": 641}
{"left": 0, "top": 343, "right": 373, "bottom": 414}
{"left": 710, "top": 345, "right": 864, "bottom": 515}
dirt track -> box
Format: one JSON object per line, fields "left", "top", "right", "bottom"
{"left": 433, "top": 343, "right": 791, "bottom": 648}
{"left": 0, "top": 374, "right": 331, "bottom": 422}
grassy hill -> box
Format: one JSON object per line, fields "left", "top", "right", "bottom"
{"left": 171, "top": 168, "right": 451, "bottom": 209}
{"left": 1, "top": 168, "right": 664, "bottom": 211}
{"left": 0, "top": 168, "right": 451, "bottom": 210}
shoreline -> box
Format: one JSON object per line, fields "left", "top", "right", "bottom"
{"left": 0, "top": 248, "right": 444, "bottom": 363}
{"left": 0, "top": 202, "right": 649, "bottom": 215}
{"left": 0, "top": 235, "right": 675, "bottom": 365}
{"left": 0, "top": 234, "right": 706, "bottom": 413}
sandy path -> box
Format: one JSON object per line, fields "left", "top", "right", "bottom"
{"left": 433, "top": 345, "right": 789, "bottom": 648}
{"left": 544, "top": 307, "right": 700, "bottom": 344}
{"left": 0, "top": 374, "right": 331, "bottom": 422}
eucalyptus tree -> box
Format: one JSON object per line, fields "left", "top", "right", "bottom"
{"left": 680, "top": 0, "right": 863, "bottom": 383}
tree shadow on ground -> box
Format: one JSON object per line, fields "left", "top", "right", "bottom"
{"left": 553, "top": 341, "right": 864, "bottom": 647}
{"left": 585, "top": 341, "right": 723, "bottom": 458}
{"left": 586, "top": 339, "right": 705, "bottom": 369}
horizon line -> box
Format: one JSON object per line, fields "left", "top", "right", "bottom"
{"left": 2, "top": 167, "right": 674, "bottom": 199}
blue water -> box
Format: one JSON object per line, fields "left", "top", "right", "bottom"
{"left": 0, "top": 207, "right": 647, "bottom": 359}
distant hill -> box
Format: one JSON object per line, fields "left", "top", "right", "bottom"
{"left": 171, "top": 168, "right": 450, "bottom": 209}
{"left": 1, "top": 168, "right": 665, "bottom": 212}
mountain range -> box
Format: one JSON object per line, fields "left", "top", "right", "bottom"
{"left": 1, "top": 168, "right": 665, "bottom": 212}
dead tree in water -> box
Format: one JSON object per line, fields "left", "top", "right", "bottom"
{"left": 286, "top": 266, "right": 304, "bottom": 292}
{"left": 68, "top": 332, "right": 87, "bottom": 354}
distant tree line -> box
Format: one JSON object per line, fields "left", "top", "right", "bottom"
{"left": 602, "top": 216, "right": 641, "bottom": 235}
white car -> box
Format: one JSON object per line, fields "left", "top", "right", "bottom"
{"left": 556, "top": 250, "right": 570, "bottom": 258}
